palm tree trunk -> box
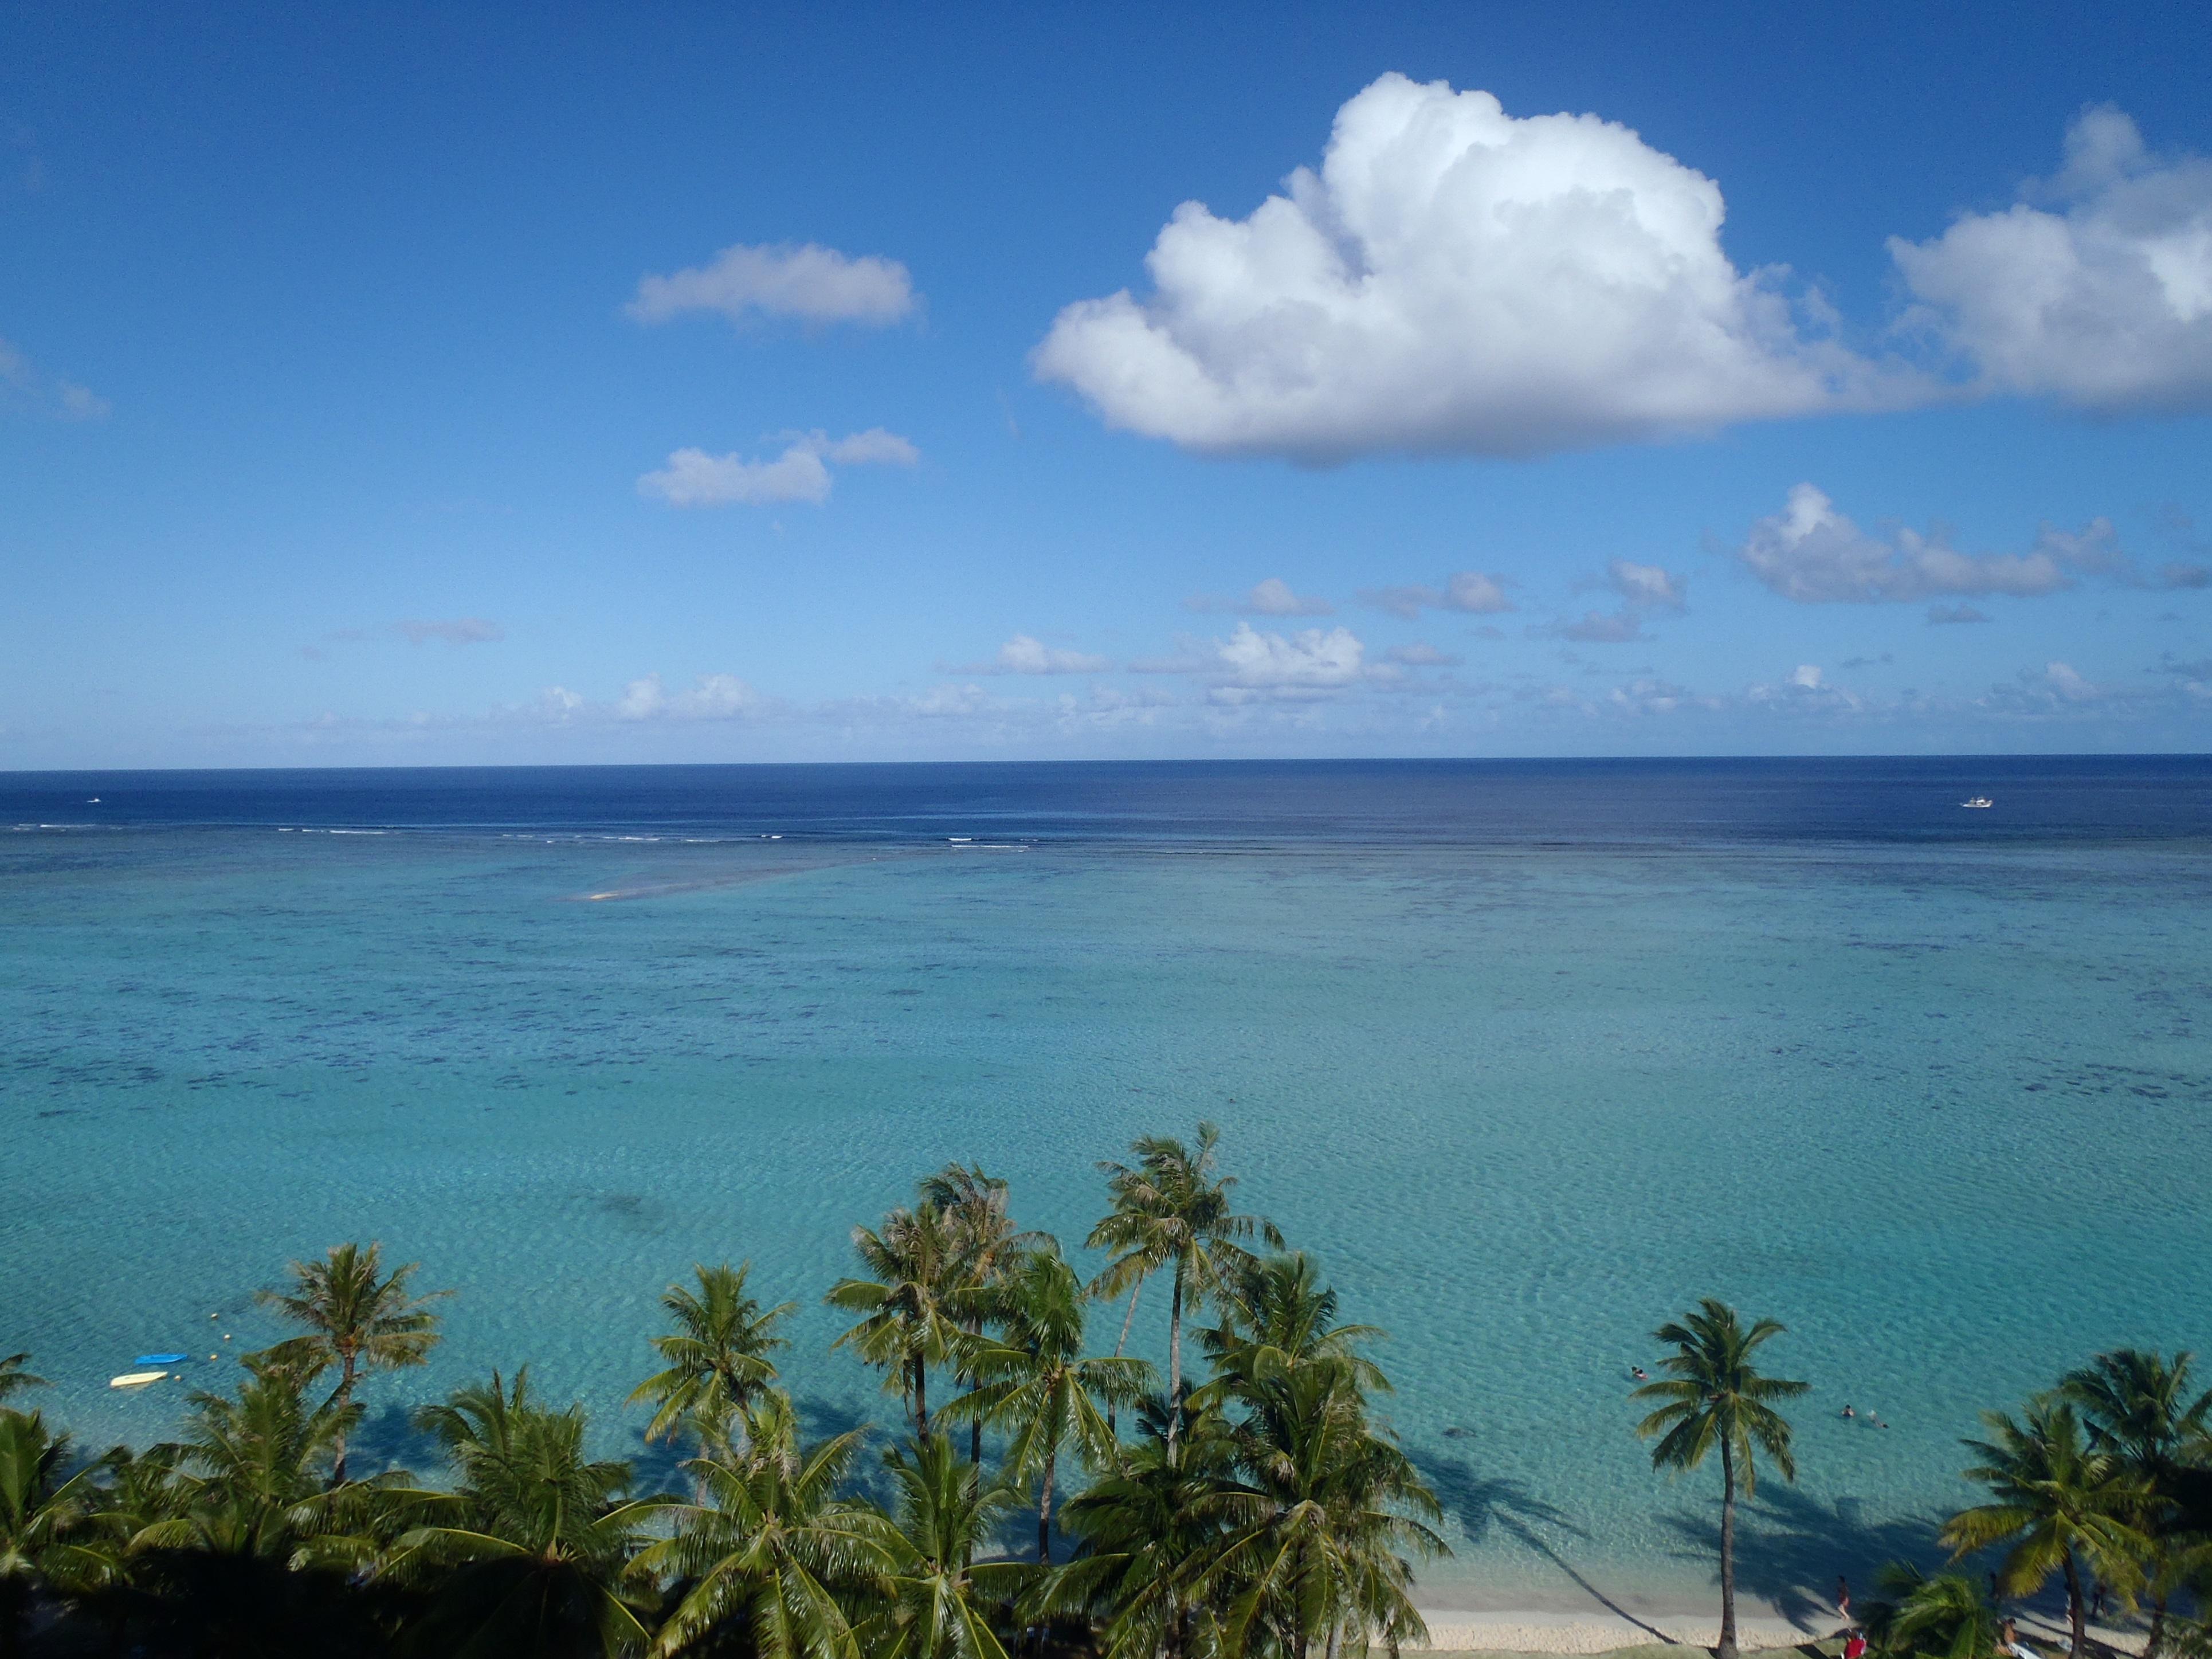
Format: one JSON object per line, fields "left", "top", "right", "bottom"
{"left": 2063, "top": 1554, "right": 2085, "bottom": 1659}
{"left": 2148, "top": 1595, "right": 2168, "bottom": 1659}
{"left": 1108, "top": 1278, "right": 1143, "bottom": 1438}
{"left": 331, "top": 1350, "right": 359, "bottom": 1483}
{"left": 966, "top": 1315, "right": 984, "bottom": 1466}
{"left": 1038, "top": 1448, "right": 1057, "bottom": 1564}
{"left": 1166, "top": 1268, "right": 1185, "bottom": 1469}
{"left": 915, "top": 1355, "right": 931, "bottom": 1442}
{"left": 1717, "top": 1435, "right": 1739, "bottom": 1659}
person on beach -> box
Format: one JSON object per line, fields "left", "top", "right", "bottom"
{"left": 1844, "top": 1630, "right": 1867, "bottom": 1659}
{"left": 2001, "top": 1618, "right": 2036, "bottom": 1659}
{"left": 1837, "top": 1577, "right": 1851, "bottom": 1621}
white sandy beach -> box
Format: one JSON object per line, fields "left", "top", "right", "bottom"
{"left": 1412, "top": 1605, "right": 2144, "bottom": 1656}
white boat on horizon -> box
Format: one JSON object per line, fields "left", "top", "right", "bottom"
{"left": 1960, "top": 796, "right": 1994, "bottom": 809}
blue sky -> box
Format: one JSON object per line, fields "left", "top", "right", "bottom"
{"left": 4, "top": 1, "right": 2210, "bottom": 766}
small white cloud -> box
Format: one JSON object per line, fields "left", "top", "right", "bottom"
{"left": 1790, "top": 664, "right": 1824, "bottom": 689}
{"left": 1214, "top": 622, "right": 1366, "bottom": 695}
{"left": 2039, "top": 660, "right": 2098, "bottom": 701}
{"left": 1548, "top": 558, "right": 1689, "bottom": 642}
{"left": 0, "top": 336, "right": 109, "bottom": 421}
{"left": 1735, "top": 484, "right": 2116, "bottom": 603}
{"left": 639, "top": 428, "right": 916, "bottom": 508}
{"left": 1556, "top": 610, "right": 1650, "bottom": 644}
{"left": 628, "top": 242, "right": 916, "bottom": 328}
{"left": 56, "top": 381, "right": 109, "bottom": 421}
{"left": 1186, "top": 578, "right": 1335, "bottom": 616}
{"left": 1607, "top": 559, "right": 1687, "bottom": 611}
{"left": 823, "top": 427, "right": 920, "bottom": 466}
{"left": 397, "top": 617, "right": 504, "bottom": 646}
{"left": 1362, "top": 571, "right": 1514, "bottom": 619}
{"left": 615, "top": 672, "right": 763, "bottom": 721}
{"left": 986, "top": 634, "right": 1113, "bottom": 675}
{"left": 1244, "top": 577, "right": 1332, "bottom": 616}
{"left": 1034, "top": 73, "right": 1904, "bottom": 461}
{"left": 1891, "top": 109, "right": 2212, "bottom": 412}
{"left": 1385, "top": 641, "right": 1461, "bottom": 666}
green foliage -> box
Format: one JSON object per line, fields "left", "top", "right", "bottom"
{"left": 1862, "top": 1562, "right": 2006, "bottom": 1659}
{"left": 1632, "top": 1299, "right": 1807, "bottom": 1659}
{"left": 259, "top": 1241, "right": 450, "bottom": 1484}
{"left": 827, "top": 1203, "right": 971, "bottom": 1442}
{"left": 1941, "top": 1399, "right": 2149, "bottom": 1659}
{"left": 36, "top": 1141, "right": 2205, "bottom": 1659}
{"left": 864, "top": 1433, "right": 1030, "bottom": 1659}
{"left": 1088, "top": 1124, "right": 1282, "bottom": 1468}
{"left": 0, "top": 1407, "right": 114, "bottom": 1654}
{"left": 630, "top": 1262, "right": 795, "bottom": 1459}
{"left": 637, "top": 1390, "right": 896, "bottom": 1659}
{"left": 385, "top": 1368, "right": 670, "bottom": 1658}
{"left": 943, "top": 1249, "right": 1152, "bottom": 1562}
{"left": 1633, "top": 1299, "right": 1807, "bottom": 1495}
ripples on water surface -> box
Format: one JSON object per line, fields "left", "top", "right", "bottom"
{"left": 3, "top": 758, "right": 2209, "bottom": 1606}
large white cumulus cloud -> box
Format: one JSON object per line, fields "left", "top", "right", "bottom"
{"left": 1033, "top": 73, "right": 1896, "bottom": 461}
{"left": 1891, "top": 109, "right": 2212, "bottom": 411}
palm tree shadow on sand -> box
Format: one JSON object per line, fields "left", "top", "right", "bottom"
{"left": 1657, "top": 1484, "right": 1947, "bottom": 1631}
{"left": 1416, "top": 1453, "right": 1687, "bottom": 1646}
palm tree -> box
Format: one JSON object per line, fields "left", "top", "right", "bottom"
{"left": 1209, "top": 1346, "right": 1445, "bottom": 1659}
{"left": 1632, "top": 1299, "right": 1809, "bottom": 1659}
{"left": 385, "top": 1368, "right": 669, "bottom": 1658}
{"left": 2057, "top": 1350, "right": 2212, "bottom": 1657}
{"left": 1088, "top": 1124, "right": 1281, "bottom": 1466}
{"left": 919, "top": 1164, "right": 1047, "bottom": 1468}
{"left": 1044, "top": 1405, "right": 1244, "bottom": 1659}
{"left": 637, "top": 1390, "right": 897, "bottom": 1659}
{"left": 0, "top": 1409, "right": 113, "bottom": 1658}
{"left": 109, "top": 1358, "right": 415, "bottom": 1656}
{"left": 942, "top": 1250, "right": 1151, "bottom": 1563}
{"left": 1941, "top": 1400, "right": 2148, "bottom": 1659}
{"left": 828, "top": 1203, "right": 968, "bottom": 1442}
{"left": 1862, "top": 1563, "right": 2006, "bottom": 1659}
{"left": 259, "top": 1241, "right": 449, "bottom": 1482}
{"left": 139, "top": 1354, "right": 402, "bottom": 1566}
{"left": 0, "top": 1359, "right": 42, "bottom": 1407}
{"left": 1196, "top": 1253, "right": 1389, "bottom": 1402}
{"left": 862, "top": 1434, "right": 1029, "bottom": 1659}
{"left": 630, "top": 1262, "right": 795, "bottom": 1461}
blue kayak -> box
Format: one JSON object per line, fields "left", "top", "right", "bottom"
{"left": 135, "top": 1352, "right": 187, "bottom": 1365}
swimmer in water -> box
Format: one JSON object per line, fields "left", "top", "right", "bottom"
{"left": 1842, "top": 1404, "right": 1855, "bottom": 1418}
{"left": 1632, "top": 1366, "right": 1648, "bottom": 1381}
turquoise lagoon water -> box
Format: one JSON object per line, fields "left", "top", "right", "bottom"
{"left": 3, "top": 759, "right": 2210, "bottom": 1615}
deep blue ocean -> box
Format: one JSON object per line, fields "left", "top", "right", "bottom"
{"left": 5, "top": 757, "right": 2209, "bottom": 1612}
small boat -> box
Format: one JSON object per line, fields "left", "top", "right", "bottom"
{"left": 1960, "top": 797, "right": 1994, "bottom": 809}
{"left": 135, "top": 1352, "right": 188, "bottom": 1365}
{"left": 110, "top": 1371, "right": 168, "bottom": 1389}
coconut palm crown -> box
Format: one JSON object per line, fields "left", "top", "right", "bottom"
{"left": 1633, "top": 1299, "right": 1807, "bottom": 1659}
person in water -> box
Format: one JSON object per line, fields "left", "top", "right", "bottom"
{"left": 1631, "top": 1366, "right": 1648, "bottom": 1380}
{"left": 1842, "top": 1404, "right": 1855, "bottom": 1418}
